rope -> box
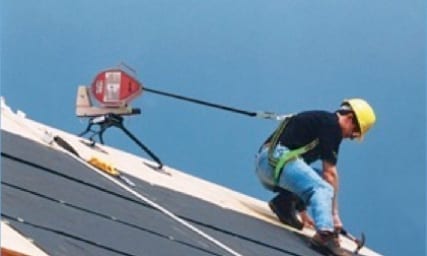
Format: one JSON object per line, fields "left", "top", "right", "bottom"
{"left": 2, "top": 181, "right": 223, "bottom": 256}
{"left": 1, "top": 152, "right": 243, "bottom": 256}
{"left": 143, "top": 87, "right": 285, "bottom": 120}
{"left": 2, "top": 151, "right": 306, "bottom": 256}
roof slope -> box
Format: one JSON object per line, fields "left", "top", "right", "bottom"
{"left": 1, "top": 99, "right": 381, "bottom": 256}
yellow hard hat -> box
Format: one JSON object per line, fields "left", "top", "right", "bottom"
{"left": 341, "top": 98, "right": 376, "bottom": 138}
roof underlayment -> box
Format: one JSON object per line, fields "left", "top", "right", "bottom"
{"left": 1, "top": 98, "right": 382, "bottom": 256}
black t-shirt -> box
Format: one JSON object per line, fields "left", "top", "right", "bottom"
{"left": 270, "top": 111, "right": 342, "bottom": 165}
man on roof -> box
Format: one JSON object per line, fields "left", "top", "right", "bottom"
{"left": 255, "top": 98, "right": 376, "bottom": 256}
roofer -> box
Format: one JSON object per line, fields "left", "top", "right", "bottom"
{"left": 255, "top": 98, "right": 376, "bottom": 256}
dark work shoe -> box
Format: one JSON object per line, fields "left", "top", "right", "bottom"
{"left": 310, "top": 231, "right": 351, "bottom": 256}
{"left": 268, "top": 193, "right": 304, "bottom": 230}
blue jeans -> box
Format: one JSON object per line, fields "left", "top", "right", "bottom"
{"left": 255, "top": 144, "right": 334, "bottom": 231}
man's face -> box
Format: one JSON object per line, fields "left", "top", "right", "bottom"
{"left": 342, "top": 113, "right": 361, "bottom": 139}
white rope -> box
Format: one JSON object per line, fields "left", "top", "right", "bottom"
{"left": 3, "top": 106, "right": 244, "bottom": 256}
{"left": 81, "top": 156, "right": 244, "bottom": 256}
{"left": 49, "top": 136, "right": 244, "bottom": 256}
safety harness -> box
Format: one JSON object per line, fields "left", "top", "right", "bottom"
{"left": 267, "top": 115, "right": 319, "bottom": 185}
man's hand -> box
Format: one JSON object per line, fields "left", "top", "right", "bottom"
{"left": 333, "top": 212, "right": 343, "bottom": 231}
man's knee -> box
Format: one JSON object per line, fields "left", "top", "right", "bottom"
{"left": 308, "top": 182, "right": 334, "bottom": 205}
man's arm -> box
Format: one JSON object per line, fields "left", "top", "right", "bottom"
{"left": 322, "top": 160, "right": 343, "bottom": 230}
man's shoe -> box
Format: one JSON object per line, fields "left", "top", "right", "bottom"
{"left": 310, "top": 231, "right": 351, "bottom": 256}
{"left": 268, "top": 193, "right": 304, "bottom": 230}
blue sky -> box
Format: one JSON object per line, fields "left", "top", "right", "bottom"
{"left": 2, "top": 1, "right": 425, "bottom": 255}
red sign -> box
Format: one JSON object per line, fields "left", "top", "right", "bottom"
{"left": 91, "top": 69, "right": 143, "bottom": 107}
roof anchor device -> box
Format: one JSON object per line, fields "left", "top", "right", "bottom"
{"left": 76, "top": 65, "right": 163, "bottom": 169}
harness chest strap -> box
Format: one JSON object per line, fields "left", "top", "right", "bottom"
{"left": 267, "top": 115, "right": 293, "bottom": 167}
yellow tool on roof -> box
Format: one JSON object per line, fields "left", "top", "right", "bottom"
{"left": 87, "top": 157, "right": 120, "bottom": 177}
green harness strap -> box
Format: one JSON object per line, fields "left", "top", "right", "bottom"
{"left": 267, "top": 116, "right": 293, "bottom": 167}
{"left": 272, "top": 139, "right": 319, "bottom": 183}
{"left": 267, "top": 115, "right": 319, "bottom": 184}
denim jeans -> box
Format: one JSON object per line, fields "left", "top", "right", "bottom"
{"left": 255, "top": 144, "right": 334, "bottom": 231}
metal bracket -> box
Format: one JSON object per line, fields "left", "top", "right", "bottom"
{"left": 78, "top": 113, "right": 163, "bottom": 169}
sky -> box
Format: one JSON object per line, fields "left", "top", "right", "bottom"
{"left": 1, "top": 1, "right": 425, "bottom": 255}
